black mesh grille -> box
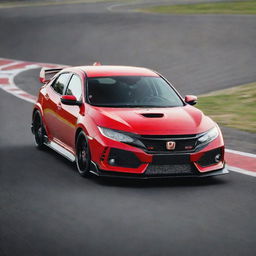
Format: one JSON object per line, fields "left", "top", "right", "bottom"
{"left": 144, "top": 164, "right": 194, "bottom": 176}
{"left": 108, "top": 148, "right": 141, "bottom": 168}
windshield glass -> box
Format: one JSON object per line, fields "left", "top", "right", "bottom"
{"left": 87, "top": 76, "right": 184, "bottom": 107}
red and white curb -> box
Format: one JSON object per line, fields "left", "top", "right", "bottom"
{"left": 0, "top": 57, "right": 255, "bottom": 177}
{"left": 0, "top": 58, "right": 63, "bottom": 103}
{"left": 226, "top": 149, "right": 256, "bottom": 177}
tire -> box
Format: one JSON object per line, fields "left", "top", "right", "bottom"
{"left": 33, "top": 110, "right": 46, "bottom": 150}
{"left": 76, "top": 131, "right": 91, "bottom": 177}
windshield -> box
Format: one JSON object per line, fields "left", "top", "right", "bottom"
{"left": 87, "top": 76, "right": 184, "bottom": 107}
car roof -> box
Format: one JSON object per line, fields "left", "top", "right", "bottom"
{"left": 71, "top": 65, "right": 159, "bottom": 78}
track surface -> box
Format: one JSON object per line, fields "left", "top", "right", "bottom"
{"left": 0, "top": 1, "right": 255, "bottom": 256}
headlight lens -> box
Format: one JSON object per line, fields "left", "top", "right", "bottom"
{"left": 198, "top": 126, "right": 219, "bottom": 145}
{"left": 98, "top": 127, "right": 135, "bottom": 143}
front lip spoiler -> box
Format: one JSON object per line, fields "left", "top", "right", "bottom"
{"left": 89, "top": 163, "right": 229, "bottom": 179}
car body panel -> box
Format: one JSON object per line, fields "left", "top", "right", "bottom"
{"left": 77, "top": 65, "right": 159, "bottom": 78}
{"left": 88, "top": 105, "right": 214, "bottom": 135}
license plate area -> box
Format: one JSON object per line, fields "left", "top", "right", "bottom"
{"left": 152, "top": 154, "right": 190, "bottom": 165}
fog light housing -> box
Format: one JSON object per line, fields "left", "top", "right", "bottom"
{"left": 108, "top": 148, "right": 141, "bottom": 168}
{"left": 197, "top": 148, "right": 223, "bottom": 167}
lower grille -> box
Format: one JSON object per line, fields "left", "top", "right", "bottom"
{"left": 197, "top": 148, "right": 223, "bottom": 167}
{"left": 144, "top": 164, "right": 194, "bottom": 176}
{"left": 108, "top": 148, "right": 141, "bottom": 168}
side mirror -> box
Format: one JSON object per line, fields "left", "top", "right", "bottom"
{"left": 185, "top": 95, "right": 197, "bottom": 105}
{"left": 61, "top": 95, "right": 82, "bottom": 106}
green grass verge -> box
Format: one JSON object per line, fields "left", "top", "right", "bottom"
{"left": 140, "top": 1, "right": 256, "bottom": 15}
{"left": 197, "top": 82, "right": 256, "bottom": 133}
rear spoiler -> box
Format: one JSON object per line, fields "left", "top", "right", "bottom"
{"left": 39, "top": 67, "right": 65, "bottom": 84}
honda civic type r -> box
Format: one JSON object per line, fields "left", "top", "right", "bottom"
{"left": 31, "top": 64, "right": 228, "bottom": 178}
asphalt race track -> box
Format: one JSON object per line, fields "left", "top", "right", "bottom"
{"left": 0, "top": 1, "right": 255, "bottom": 255}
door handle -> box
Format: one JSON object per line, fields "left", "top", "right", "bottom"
{"left": 45, "top": 93, "right": 49, "bottom": 100}
{"left": 57, "top": 102, "right": 62, "bottom": 110}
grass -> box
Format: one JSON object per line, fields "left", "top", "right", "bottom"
{"left": 140, "top": 1, "right": 256, "bottom": 15}
{"left": 197, "top": 82, "right": 256, "bottom": 133}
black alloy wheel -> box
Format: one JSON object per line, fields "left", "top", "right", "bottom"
{"left": 76, "top": 132, "right": 91, "bottom": 177}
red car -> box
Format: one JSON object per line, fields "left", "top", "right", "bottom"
{"left": 31, "top": 64, "right": 228, "bottom": 178}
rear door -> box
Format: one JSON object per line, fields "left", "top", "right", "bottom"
{"left": 43, "top": 73, "right": 71, "bottom": 140}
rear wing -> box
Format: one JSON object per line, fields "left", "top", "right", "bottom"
{"left": 39, "top": 67, "right": 65, "bottom": 84}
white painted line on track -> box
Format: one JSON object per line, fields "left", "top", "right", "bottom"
{"left": 226, "top": 149, "right": 256, "bottom": 158}
{"left": 107, "top": 0, "right": 148, "bottom": 12}
{"left": 227, "top": 166, "right": 256, "bottom": 177}
{"left": 106, "top": 0, "right": 193, "bottom": 13}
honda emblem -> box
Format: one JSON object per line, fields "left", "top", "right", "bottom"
{"left": 166, "top": 141, "right": 176, "bottom": 150}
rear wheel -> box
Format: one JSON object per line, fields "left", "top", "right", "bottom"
{"left": 76, "top": 132, "right": 91, "bottom": 177}
{"left": 33, "top": 111, "right": 46, "bottom": 150}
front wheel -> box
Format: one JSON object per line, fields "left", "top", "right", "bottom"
{"left": 76, "top": 132, "right": 91, "bottom": 177}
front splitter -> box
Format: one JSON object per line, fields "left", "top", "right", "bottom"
{"left": 89, "top": 162, "right": 229, "bottom": 179}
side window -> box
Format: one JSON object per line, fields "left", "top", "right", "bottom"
{"left": 51, "top": 73, "right": 71, "bottom": 95}
{"left": 65, "top": 75, "right": 82, "bottom": 100}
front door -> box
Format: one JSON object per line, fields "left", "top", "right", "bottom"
{"left": 57, "top": 74, "right": 83, "bottom": 150}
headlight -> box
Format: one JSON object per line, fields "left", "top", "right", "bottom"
{"left": 198, "top": 126, "right": 219, "bottom": 145}
{"left": 98, "top": 127, "right": 145, "bottom": 148}
{"left": 98, "top": 127, "right": 135, "bottom": 143}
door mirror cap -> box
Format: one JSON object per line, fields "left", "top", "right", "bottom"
{"left": 185, "top": 95, "right": 197, "bottom": 105}
{"left": 61, "top": 95, "right": 82, "bottom": 106}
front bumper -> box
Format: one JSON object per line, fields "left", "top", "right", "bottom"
{"left": 88, "top": 134, "right": 228, "bottom": 178}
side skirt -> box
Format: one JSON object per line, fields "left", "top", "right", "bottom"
{"left": 44, "top": 138, "right": 99, "bottom": 176}
{"left": 45, "top": 140, "right": 76, "bottom": 162}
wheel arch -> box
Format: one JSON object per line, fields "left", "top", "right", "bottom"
{"left": 32, "top": 103, "right": 43, "bottom": 120}
{"left": 75, "top": 122, "right": 91, "bottom": 143}
{"left": 75, "top": 127, "right": 84, "bottom": 145}
{"left": 32, "top": 104, "right": 49, "bottom": 137}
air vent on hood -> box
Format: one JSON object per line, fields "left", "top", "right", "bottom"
{"left": 141, "top": 113, "right": 164, "bottom": 118}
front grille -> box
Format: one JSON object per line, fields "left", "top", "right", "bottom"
{"left": 144, "top": 164, "right": 194, "bottom": 176}
{"left": 139, "top": 134, "right": 198, "bottom": 153}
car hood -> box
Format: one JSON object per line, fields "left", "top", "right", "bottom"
{"left": 89, "top": 105, "right": 215, "bottom": 135}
